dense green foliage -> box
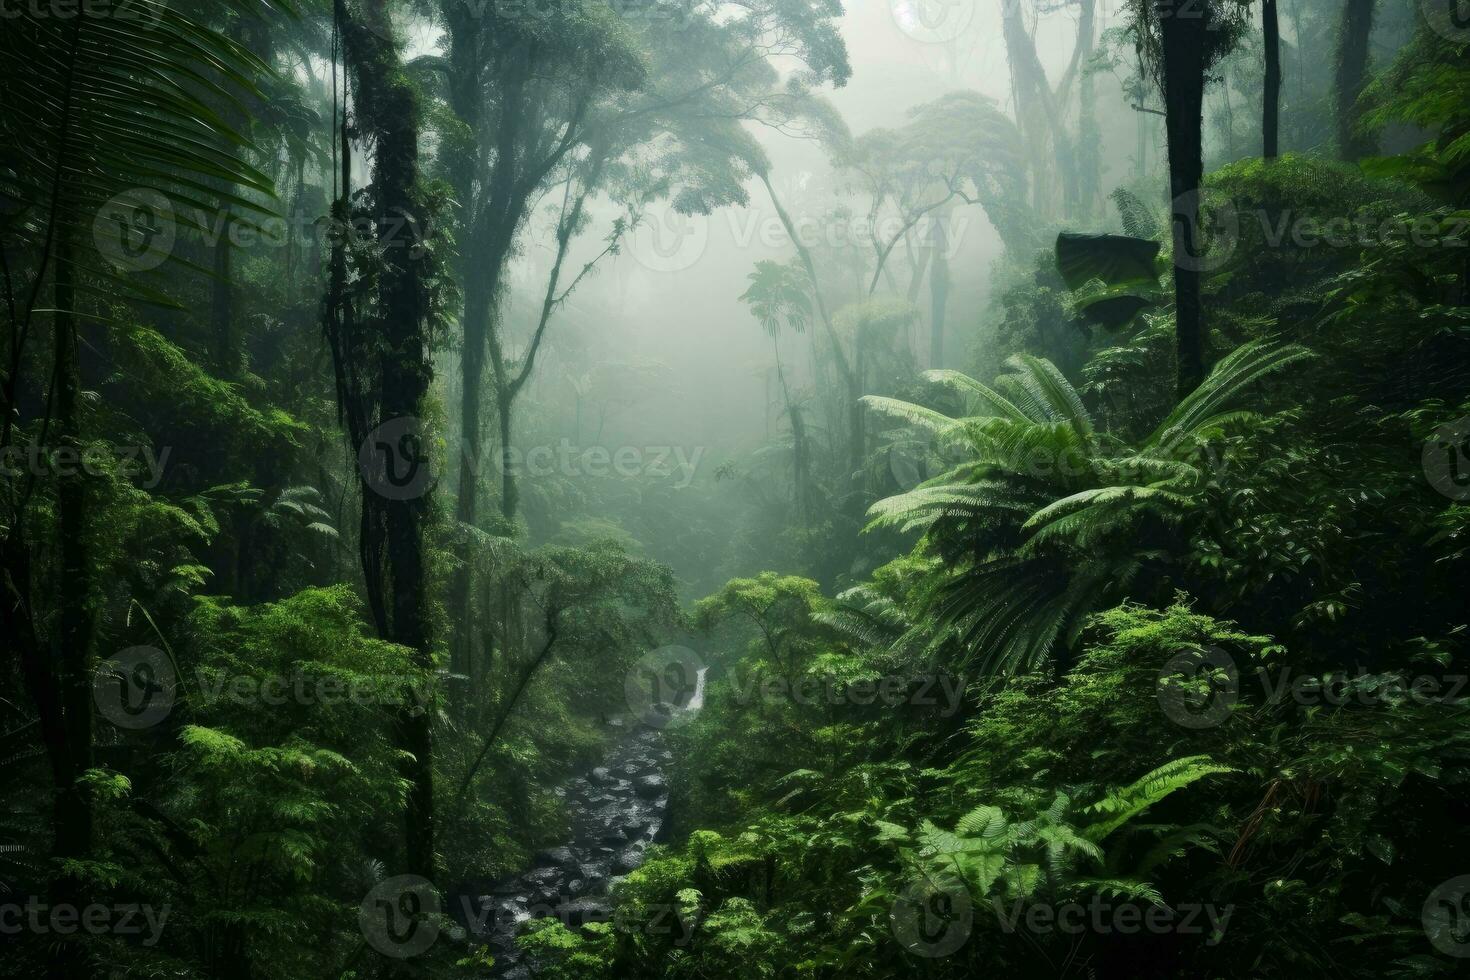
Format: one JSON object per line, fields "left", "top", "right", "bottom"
{"left": 2, "top": 2, "right": 1468, "bottom": 979}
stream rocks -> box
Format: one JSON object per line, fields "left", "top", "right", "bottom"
{"left": 633, "top": 774, "right": 667, "bottom": 799}
{"left": 452, "top": 724, "right": 674, "bottom": 977}
{"left": 532, "top": 846, "right": 576, "bottom": 870}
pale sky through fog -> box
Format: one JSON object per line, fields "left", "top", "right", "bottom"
{"left": 491, "top": 1, "right": 1139, "bottom": 504}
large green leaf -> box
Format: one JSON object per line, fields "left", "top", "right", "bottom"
{"left": 1055, "top": 232, "right": 1162, "bottom": 291}
{"left": 1070, "top": 282, "right": 1158, "bottom": 329}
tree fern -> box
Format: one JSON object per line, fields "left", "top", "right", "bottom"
{"left": 865, "top": 341, "right": 1307, "bottom": 677}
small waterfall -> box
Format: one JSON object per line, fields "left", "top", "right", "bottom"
{"left": 681, "top": 667, "right": 709, "bottom": 713}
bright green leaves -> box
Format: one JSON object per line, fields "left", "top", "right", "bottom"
{"left": 1079, "top": 755, "right": 1234, "bottom": 841}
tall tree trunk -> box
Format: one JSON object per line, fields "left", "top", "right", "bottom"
{"left": 208, "top": 19, "right": 253, "bottom": 382}
{"left": 756, "top": 169, "right": 862, "bottom": 486}
{"left": 1000, "top": 0, "right": 1057, "bottom": 215}
{"left": 1000, "top": 0, "right": 1092, "bottom": 219}
{"left": 929, "top": 217, "right": 950, "bottom": 369}
{"left": 447, "top": 276, "right": 489, "bottom": 708}
{"left": 1221, "top": 79, "right": 1238, "bottom": 161}
{"left": 1263, "top": 0, "right": 1282, "bottom": 159}
{"left": 53, "top": 227, "right": 95, "bottom": 980}
{"left": 773, "top": 342, "right": 809, "bottom": 520}
{"left": 1076, "top": 19, "right": 1101, "bottom": 218}
{"left": 0, "top": 21, "right": 91, "bottom": 979}
{"left": 1135, "top": 93, "right": 1149, "bottom": 178}
{"left": 497, "top": 388, "right": 517, "bottom": 523}
{"left": 1334, "top": 0, "right": 1377, "bottom": 161}
{"left": 210, "top": 234, "right": 236, "bottom": 376}
{"left": 1159, "top": 0, "right": 1210, "bottom": 399}
{"left": 443, "top": 9, "right": 489, "bottom": 711}
{"left": 340, "top": 0, "right": 436, "bottom": 884}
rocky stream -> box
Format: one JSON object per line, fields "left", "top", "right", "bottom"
{"left": 453, "top": 668, "right": 706, "bottom": 977}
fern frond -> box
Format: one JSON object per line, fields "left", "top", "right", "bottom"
{"left": 1081, "top": 756, "right": 1233, "bottom": 842}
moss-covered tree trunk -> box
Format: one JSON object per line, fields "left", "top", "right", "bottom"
{"left": 340, "top": 0, "right": 436, "bottom": 883}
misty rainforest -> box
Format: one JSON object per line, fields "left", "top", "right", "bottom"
{"left": 3, "top": 0, "right": 1470, "bottom": 977}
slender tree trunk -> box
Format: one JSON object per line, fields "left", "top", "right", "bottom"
{"left": 773, "top": 342, "right": 809, "bottom": 520}
{"left": 443, "top": 7, "right": 490, "bottom": 711}
{"left": 497, "top": 390, "right": 517, "bottom": 523}
{"left": 208, "top": 20, "right": 254, "bottom": 382}
{"left": 1334, "top": 0, "right": 1377, "bottom": 161}
{"left": 929, "top": 217, "right": 950, "bottom": 369}
{"left": 756, "top": 169, "right": 862, "bottom": 484}
{"left": 340, "top": 0, "right": 435, "bottom": 884}
{"left": 1077, "top": 31, "right": 1101, "bottom": 217}
{"left": 210, "top": 235, "right": 236, "bottom": 375}
{"left": 1221, "top": 81, "right": 1238, "bottom": 160}
{"left": 1159, "top": 0, "right": 1209, "bottom": 398}
{"left": 1001, "top": 0, "right": 1055, "bottom": 215}
{"left": 53, "top": 227, "right": 95, "bottom": 980}
{"left": 447, "top": 276, "right": 489, "bottom": 705}
{"left": 1263, "top": 0, "right": 1281, "bottom": 159}
{"left": 1136, "top": 98, "right": 1148, "bottom": 178}
{"left": 850, "top": 342, "right": 866, "bottom": 490}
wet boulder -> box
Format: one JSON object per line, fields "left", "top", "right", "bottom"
{"left": 634, "top": 774, "right": 667, "bottom": 799}
{"left": 532, "top": 846, "right": 576, "bottom": 870}
{"left": 523, "top": 867, "right": 562, "bottom": 888}
{"left": 613, "top": 847, "right": 646, "bottom": 875}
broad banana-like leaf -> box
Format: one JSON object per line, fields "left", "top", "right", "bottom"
{"left": 1055, "top": 232, "right": 1161, "bottom": 291}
